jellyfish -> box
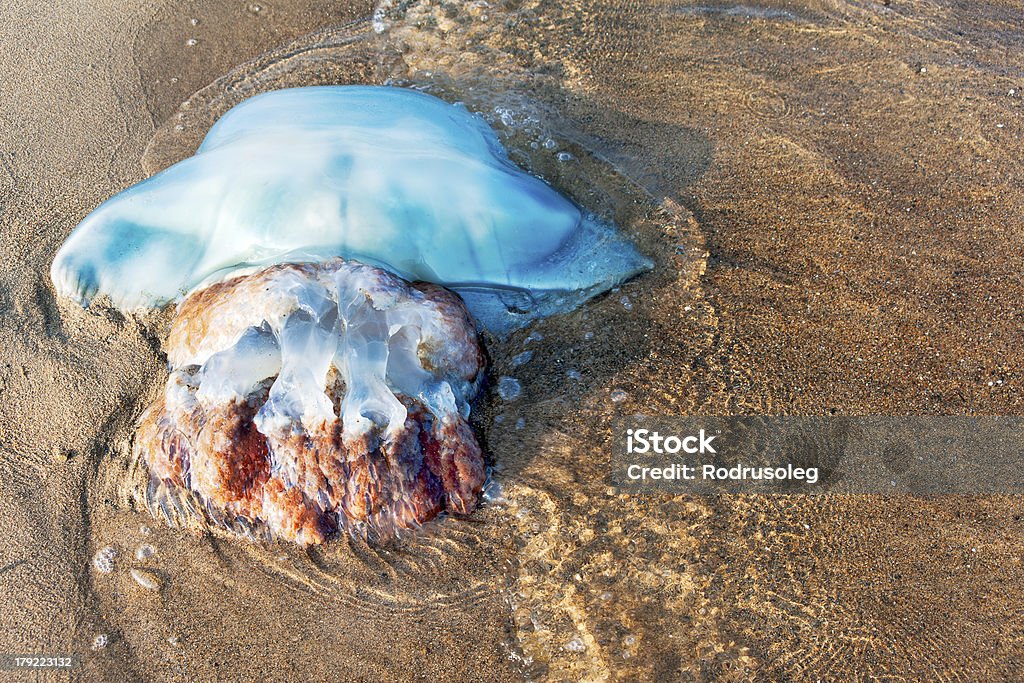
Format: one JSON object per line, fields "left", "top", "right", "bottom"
{"left": 51, "top": 86, "right": 650, "bottom": 544}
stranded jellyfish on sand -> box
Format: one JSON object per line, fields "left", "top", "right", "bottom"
{"left": 51, "top": 86, "right": 650, "bottom": 544}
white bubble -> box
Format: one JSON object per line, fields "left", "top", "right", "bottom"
{"left": 498, "top": 376, "right": 522, "bottom": 401}
{"left": 564, "top": 635, "right": 586, "bottom": 652}
{"left": 511, "top": 351, "right": 533, "bottom": 367}
{"left": 610, "top": 389, "right": 628, "bottom": 403}
{"left": 92, "top": 634, "right": 109, "bottom": 650}
{"left": 482, "top": 479, "right": 505, "bottom": 503}
{"left": 92, "top": 546, "right": 116, "bottom": 574}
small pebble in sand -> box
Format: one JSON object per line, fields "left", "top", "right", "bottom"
{"left": 498, "top": 376, "right": 522, "bottom": 401}
{"left": 185, "top": 37, "right": 198, "bottom": 47}
{"left": 511, "top": 350, "right": 533, "bottom": 367}
{"left": 92, "top": 634, "right": 109, "bottom": 650}
{"left": 92, "top": 546, "right": 117, "bottom": 574}
{"left": 168, "top": 636, "right": 179, "bottom": 647}
{"left": 564, "top": 635, "right": 586, "bottom": 652}
{"left": 190, "top": 17, "right": 199, "bottom": 26}
{"left": 610, "top": 389, "right": 628, "bottom": 403}
{"left": 130, "top": 568, "right": 161, "bottom": 591}
{"left": 135, "top": 544, "right": 156, "bottom": 561}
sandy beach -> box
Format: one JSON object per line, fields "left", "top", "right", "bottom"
{"left": 2, "top": 0, "right": 1023, "bottom": 679}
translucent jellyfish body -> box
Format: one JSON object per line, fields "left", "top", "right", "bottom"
{"left": 137, "top": 259, "right": 486, "bottom": 544}
{"left": 49, "top": 86, "right": 650, "bottom": 334}
{"left": 52, "top": 85, "right": 653, "bottom": 544}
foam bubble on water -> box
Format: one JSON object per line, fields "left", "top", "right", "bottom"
{"left": 567, "top": 369, "right": 582, "bottom": 381}
{"left": 92, "top": 546, "right": 116, "bottom": 574}
{"left": 564, "top": 635, "right": 586, "bottom": 652}
{"left": 511, "top": 351, "right": 534, "bottom": 367}
{"left": 498, "top": 376, "right": 522, "bottom": 401}
{"left": 482, "top": 478, "right": 506, "bottom": 504}
{"left": 135, "top": 544, "right": 156, "bottom": 561}
{"left": 515, "top": 417, "right": 526, "bottom": 430}
{"left": 92, "top": 634, "right": 109, "bottom": 650}
{"left": 556, "top": 151, "right": 574, "bottom": 162}
{"left": 610, "top": 389, "right": 628, "bottom": 403}
{"left": 495, "top": 107, "right": 515, "bottom": 127}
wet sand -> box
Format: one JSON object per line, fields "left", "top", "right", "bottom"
{"left": 2, "top": 0, "right": 1024, "bottom": 680}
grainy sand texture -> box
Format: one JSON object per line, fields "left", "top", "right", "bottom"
{"left": 1, "top": 0, "right": 1023, "bottom": 680}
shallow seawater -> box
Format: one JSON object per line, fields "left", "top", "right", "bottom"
{"left": 77, "top": 0, "right": 1024, "bottom": 679}
{"left": 86, "top": 5, "right": 707, "bottom": 679}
